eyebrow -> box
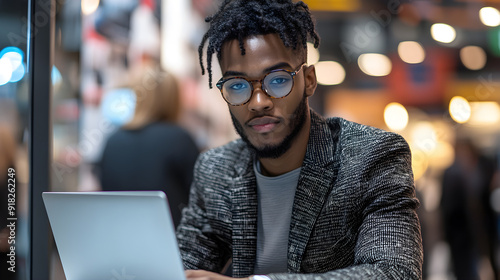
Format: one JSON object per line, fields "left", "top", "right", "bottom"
{"left": 222, "top": 62, "right": 293, "bottom": 78}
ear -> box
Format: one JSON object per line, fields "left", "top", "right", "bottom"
{"left": 304, "top": 64, "right": 317, "bottom": 97}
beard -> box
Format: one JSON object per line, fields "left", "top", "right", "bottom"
{"left": 230, "top": 92, "right": 308, "bottom": 159}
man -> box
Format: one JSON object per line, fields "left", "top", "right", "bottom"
{"left": 177, "top": 1, "right": 423, "bottom": 279}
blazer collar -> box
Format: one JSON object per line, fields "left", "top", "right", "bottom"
{"left": 288, "top": 110, "right": 340, "bottom": 272}
{"left": 302, "top": 110, "right": 339, "bottom": 168}
{"left": 230, "top": 149, "right": 258, "bottom": 277}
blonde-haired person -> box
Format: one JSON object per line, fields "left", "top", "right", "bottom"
{"left": 124, "top": 68, "right": 181, "bottom": 129}
{"left": 0, "top": 124, "right": 16, "bottom": 280}
{"left": 99, "top": 69, "right": 199, "bottom": 227}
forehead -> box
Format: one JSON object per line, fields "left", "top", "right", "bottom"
{"left": 219, "top": 34, "right": 303, "bottom": 75}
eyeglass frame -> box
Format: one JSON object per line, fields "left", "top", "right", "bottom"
{"left": 216, "top": 63, "right": 307, "bottom": 106}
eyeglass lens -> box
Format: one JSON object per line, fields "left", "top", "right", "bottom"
{"left": 222, "top": 70, "right": 295, "bottom": 105}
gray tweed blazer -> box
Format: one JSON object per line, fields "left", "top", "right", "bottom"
{"left": 176, "top": 110, "right": 423, "bottom": 279}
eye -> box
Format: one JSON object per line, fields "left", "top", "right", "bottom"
{"left": 266, "top": 70, "right": 292, "bottom": 85}
{"left": 230, "top": 83, "right": 247, "bottom": 90}
{"left": 226, "top": 80, "right": 249, "bottom": 92}
{"left": 269, "top": 77, "right": 289, "bottom": 85}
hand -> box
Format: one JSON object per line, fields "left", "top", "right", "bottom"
{"left": 185, "top": 269, "right": 248, "bottom": 280}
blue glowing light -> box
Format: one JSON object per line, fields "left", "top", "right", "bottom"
{"left": 0, "top": 46, "right": 24, "bottom": 59}
{"left": 10, "top": 62, "right": 26, "bottom": 83}
{"left": 100, "top": 88, "right": 137, "bottom": 126}
{"left": 0, "top": 46, "right": 26, "bottom": 85}
{"left": 52, "top": 66, "right": 62, "bottom": 86}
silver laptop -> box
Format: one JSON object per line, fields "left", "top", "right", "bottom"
{"left": 42, "top": 191, "right": 186, "bottom": 280}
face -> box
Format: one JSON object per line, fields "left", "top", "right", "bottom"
{"left": 219, "top": 34, "right": 317, "bottom": 158}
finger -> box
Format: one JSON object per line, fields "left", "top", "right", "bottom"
{"left": 185, "top": 269, "right": 210, "bottom": 278}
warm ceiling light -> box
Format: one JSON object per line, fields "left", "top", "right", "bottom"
{"left": 480, "top": 7, "right": 500, "bottom": 27}
{"left": 410, "top": 145, "right": 428, "bottom": 182}
{"left": 384, "top": 102, "right": 409, "bottom": 131}
{"left": 358, "top": 53, "right": 392, "bottom": 77}
{"left": 411, "top": 121, "right": 438, "bottom": 154}
{"left": 449, "top": 96, "right": 471, "bottom": 123}
{"left": 431, "top": 23, "right": 456, "bottom": 44}
{"left": 398, "top": 41, "right": 425, "bottom": 64}
{"left": 460, "top": 46, "right": 487, "bottom": 70}
{"left": 81, "top": 0, "right": 100, "bottom": 15}
{"left": 468, "top": 101, "right": 500, "bottom": 125}
{"left": 307, "top": 42, "right": 320, "bottom": 65}
{"left": 428, "top": 141, "right": 454, "bottom": 170}
{"left": 315, "top": 61, "right": 345, "bottom": 85}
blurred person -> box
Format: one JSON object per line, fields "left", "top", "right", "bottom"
{"left": 441, "top": 138, "right": 497, "bottom": 280}
{"left": 177, "top": 1, "right": 423, "bottom": 279}
{"left": 0, "top": 124, "right": 16, "bottom": 280}
{"left": 78, "top": 0, "right": 157, "bottom": 191}
{"left": 99, "top": 68, "right": 199, "bottom": 228}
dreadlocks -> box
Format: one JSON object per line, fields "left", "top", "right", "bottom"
{"left": 199, "top": 0, "right": 320, "bottom": 88}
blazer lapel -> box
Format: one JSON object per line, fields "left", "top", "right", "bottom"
{"left": 287, "top": 111, "right": 339, "bottom": 272}
{"left": 231, "top": 156, "right": 258, "bottom": 278}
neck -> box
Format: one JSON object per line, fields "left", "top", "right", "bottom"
{"left": 258, "top": 113, "right": 311, "bottom": 177}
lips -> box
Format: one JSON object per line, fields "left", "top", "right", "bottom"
{"left": 246, "top": 116, "right": 280, "bottom": 133}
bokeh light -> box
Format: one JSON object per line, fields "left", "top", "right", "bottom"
{"left": 398, "top": 41, "right": 426, "bottom": 64}
{"left": 52, "top": 66, "right": 63, "bottom": 87}
{"left": 460, "top": 46, "right": 487, "bottom": 70}
{"left": 81, "top": 0, "right": 100, "bottom": 15}
{"left": 468, "top": 101, "right": 500, "bottom": 126}
{"left": 315, "top": 61, "right": 345, "bottom": 85}
{"left": 428, "top": 141, "right": 454, "bottom": 170}
{"left": 411, "top": 121, "right": 438, "bottom": 154}
{"left": 431, "top": 23, "right": 457, "bottom": 43}
{"left": 410, "top": 145, "right": 429, "bottom": 181}
{"left": 3, "top": 51, "right": 23, "bottom": 70}
{"left": 100, "top": 88, "right": 136, "bottom": 126}
{"left": 0, "top": 46, "right": 25, "bottom": 84}
{"left": 358, "top": 53, "right": 392, "bottom": 77}
{"left": 384, "top": 102, "right": 409, "bottom": 131}
{"left": 0, "top": 57, "right": 13, "bottom": 86}
{"left": 0, "top": 46, "right": 24, "bottom": 59}
{"left": 480, "top": 7, "right": 500, "bottom": 27}
{"left": 307, "top": 42, "right": 320, "bottom": 65}
{"left": 449, "top": 96, "right": 471, "bottom": 123}
{"left": 9, "top": 63, "right": 26, "bottom": 83}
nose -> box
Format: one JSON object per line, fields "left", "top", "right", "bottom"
{"left": 247, "top": 83, "right": 273, "bottom": 112}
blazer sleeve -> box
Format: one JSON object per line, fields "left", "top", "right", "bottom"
{"left": 268, "top": 133, "right": 423, "bottom": 280}
{"left": 175, "top": 152, "right": 232, "bottom": 273}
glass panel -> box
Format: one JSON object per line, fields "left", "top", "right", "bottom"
{"left": 0, "top": 1, "right": 30, "bottom": 280}
{"left": 50, "top": 1, "right": 82, "bottom": 279}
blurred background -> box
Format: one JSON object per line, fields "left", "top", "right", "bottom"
{"left": 0, "top": 0, "right": 500, "bottom": 279}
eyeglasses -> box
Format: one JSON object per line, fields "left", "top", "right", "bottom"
{"left": 216, "top": 63, "right": 306, "bottom": 106}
